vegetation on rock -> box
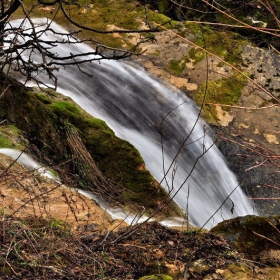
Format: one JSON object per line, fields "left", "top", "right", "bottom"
{"left": 139, "top": 275, "right": 173, "bottom": 280}
{"left": 142, "top": 0, "right": 280, "bottom": 50}
{"left": 0, "top": 74, "right": 180, "bottom": 217}
{"left": 192, "top": 73, "right": 247, "bottom": 123}
{"left": 212, "top": 215, "right": 280, "bottom": 260}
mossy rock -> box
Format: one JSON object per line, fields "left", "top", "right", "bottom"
{"left": 145, "top": 0, "right": 279, "bottom": 50}
{"left": 158, "top": 0, "right": 170, "bottom": 14}
{"left": 219, "top": 263, "right": 257, "bottom": 279}
{"left": 186, "top": 24, "right": 248, "bottom": 65}
{"left": 0, "top": 125, "right": 28, "bottom": 149}
{"left": 12, "top": 0, "right": 180, "bottom": 53}
{"left": 211, "top": 215, "right": 280, "bottom": 259}
{"left": 188, "top": 47, "right": 205, "bottom": 65}
{"left": 167, "top": 56, "right": 190, "bottom": 75}
{"left": 0, "top": 73, "right": 180, "bottom": 217}
{"left": 139, "top": 274, "right": 173, "bottom": 280}
{"left": 191, "top": 72, "right": 247, "bottom": 124}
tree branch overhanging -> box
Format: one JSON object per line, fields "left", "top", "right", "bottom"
{"left": 0, "top": 0, "right": 161, "bottom": 88}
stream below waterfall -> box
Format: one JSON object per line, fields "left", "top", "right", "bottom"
{"left": 7, "top": 18, "right": 256, "bottom": 229}
{"left": 0, "top": 148, "right": 186, "bottom": 227}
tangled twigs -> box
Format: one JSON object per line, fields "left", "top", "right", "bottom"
{"left": 66, "top": 124, "right": 121, "bottom": 200}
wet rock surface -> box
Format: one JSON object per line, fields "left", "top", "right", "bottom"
{"left": 215, "top": 127, "right": 280, "bottom": 217}
{"left": 214, "top": 45, "right": 279, "bottom": 216}
{"left": 134, "top": 29, "right": 280, "bottom": 217}
{"left": 242, "top": 45, "right": 280, "bottom": 94}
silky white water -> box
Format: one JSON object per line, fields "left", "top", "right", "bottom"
{"left": 0, "top": 148, "right": 58, "bottom": 180}
{"left": 7, "top": 18, "right": 256, "bottom": 229}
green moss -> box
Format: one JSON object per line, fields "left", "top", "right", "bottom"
{"left": 188, "top": 48, "right": 205, "bottom": 64}
{"left": 184, "top": 229, "right": 200, "bottom": 235}
{"left": 49, "top": 99, "right": 179, "bottom": 214}
{"left": 48, "top": 101, "right": 169, "bottom": 211}
{"left": 158, "top": 0, "right": 170, "bottom": 14}
{"left": 48, "top": 101, "right": 86, "bottom": 127}
{"left": 0, "top": 135, "right": 13, "bottom": 148}
{"left": 211, "top": 215, "right": 280, "bottom": 257}
{"left": 221, "top": 263, "right": 251, "bottom": 279}
{"left": 49, "top": 169, "right": 59, "bottom": 177}
{"left": 168, "top": 60, "right": 185, "bottom": 75}
{"left": 192, "top": 72, "right": 246, "bottom": 123}
{"left": 185, "top": 22, "right": 201, "bottom": 35}
{"left": 11, "top": 0, "right": 182, "bottom": 55}
{"left": 147, "top": 12, "right": 174, "bottom": 27}
{"left": 0, "top": 75, "right": 180, "bottom": 217}
{"left": 185, "top": 23, "right": 248, "bottom": 65}
{"left": 85, "top": 123, "right": 173, "bottom": 213}
{"left": 11, "top": 0, "right": 154, "bottom": 49}
{"left": 0, "top": 125, "right": 27, "bottom": 149}
{"left": 35, "top": 93, "right": 52, "bottom": 104}
{"left": 143, "top": 32, "right": 156, "bottom": 41}
{"left": 139, "top": 275, "right": 173, "bottom": 280}
{"left": 87, "top": 118, "right": 113, "bottom": 134}
{"left": 50, "top": 101, "right": 80, "bottom": 115}
{"left": 167, "top": 56, "right": 190, "bottom": 75}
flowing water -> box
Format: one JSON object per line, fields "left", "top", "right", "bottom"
{"left": 7, "top": 18, "right": 256, "bottom": 229}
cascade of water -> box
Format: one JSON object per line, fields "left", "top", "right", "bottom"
{"left": 8, "top": 18, "right": 256, "bottom": 229}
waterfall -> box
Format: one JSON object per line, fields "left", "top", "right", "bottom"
{"left": 7, "top": 18, "right": 255, "bottom": 229}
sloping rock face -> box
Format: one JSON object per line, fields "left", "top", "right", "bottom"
{"left": 242, "top": 45, "right": 280, "bottom": 94}
{"left": 234, "top": 45, "right": 280, "bottom": 150}
{"left": 216, "top": 45, "right": 279, "bottom": 216}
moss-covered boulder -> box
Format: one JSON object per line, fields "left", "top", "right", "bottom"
{"left": 211, "top": 215, "right": 280, "bottom": 262}
{"left": 0, "top": 73, "right": 180, "bottom": 217}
